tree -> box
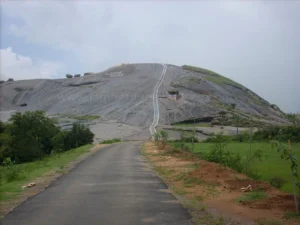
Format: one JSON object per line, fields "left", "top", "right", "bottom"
{"left": 219, "top": 111, "right": 226, "bottom": 119}
{"left": 7, "top": 111, "right": 59, "bottom": 163}
{"left": 272, "top": 140, "right": 300, "bottom": 214}
{"left": 0, "top": 122, "right": 12, "bottom": 163}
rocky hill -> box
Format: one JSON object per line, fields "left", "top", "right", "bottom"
{"left": 0, "top": 63, "right": 289, "bottom": 139}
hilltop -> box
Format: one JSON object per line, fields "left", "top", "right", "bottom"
{"left": 0, "top": 63, "right": 289, "bottom": 140}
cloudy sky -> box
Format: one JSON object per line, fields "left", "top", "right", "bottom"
{"left": 0, "top": 0, "right": 299, "bottom": 112}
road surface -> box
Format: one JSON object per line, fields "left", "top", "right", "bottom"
{"left": 1, "top": 142, "right": 193, "bottom": 225}
{"left": 149, "top": 64, "right": 167, "bottom": 136}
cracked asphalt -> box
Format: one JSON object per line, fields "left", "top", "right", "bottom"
{"left": 1, "top": 142, "right": 193, "bottom": 225}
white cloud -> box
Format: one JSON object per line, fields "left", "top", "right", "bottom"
{"left": 0, "top": 47, "right": 63, "bottom": 81}
{"left": 1, "top": 1, "right": 299, "bottom": 112}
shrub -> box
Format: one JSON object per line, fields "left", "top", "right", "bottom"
{"left": 66, "top": 74, "right": 73, "bottom": 78}
{"left": 201, "top": 134, "right": 243, "bottom": 172}
{"left": 7, "top": 78, "right": 14, "bottom": 82}
{"left": 237, "top": 191, "right": 268, "bottom": 203}
{"left": 253, "top": 126, "right": 300, "bottom": 142}
{"left": 74, "top": 74, "right": 81, "bottom": 77}
{"left": 2, "top": 158, "right": 24, "bottom": 182}
{"left": 270, "top": 177, "right": 287, "bottom": 189}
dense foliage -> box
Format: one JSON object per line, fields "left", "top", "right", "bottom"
{"left": 253, "top": 126, "right": 300, "bottom": 142}
{"left": 203, "top": 125, "right": 300, "bottom": 143}
{"left": 0, "top": 111, "right": 94, "bottom": 164}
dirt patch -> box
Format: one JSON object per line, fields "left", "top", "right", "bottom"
{"left": 143, "top": 141, "right": 300, "bottom": 225}
{"left": 190, "top": 162, "right": 247, "bottom": 186}
{"left": 242, "top": 194, "right": 296, "bottom": 211}
{"left": 0, "top": 144, "right": 108, "bottom": 217}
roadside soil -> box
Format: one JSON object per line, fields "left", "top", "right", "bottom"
{"left": 142, "top": 141, "right": 299, "bottom": 225}
{"left": 0, "top": 144, "right": 108, "bottom": 217}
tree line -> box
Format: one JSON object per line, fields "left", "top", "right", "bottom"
{"left": 0, "top": 111, "right": 94, "bottom": 164}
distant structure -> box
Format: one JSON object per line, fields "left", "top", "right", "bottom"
{"left": 167, "top": 89, "right": 179, "bottom": 100}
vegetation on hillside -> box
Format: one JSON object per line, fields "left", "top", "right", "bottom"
{"left": 0, "top": 111, "right": 94, "bottom": 164}
{"left": 182, "top": 65, "right": 245, "bottom": 89}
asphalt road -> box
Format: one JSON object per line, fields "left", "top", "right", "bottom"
{"left": 1, "top": 142, "right": 193, "bottom": 225}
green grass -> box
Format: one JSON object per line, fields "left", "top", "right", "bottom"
{"left": 172, "top": 142, "right": 300, "bottom": 193}
{"left": 181, "top": 65, "right": 245, "bottom": 89}
{"left": 0, "top": 144, "right": 93, "bottom": 202}
{"left": 100, "top": 138, "right": 121, "bottom": 144}
{"left": 205, "top": 74, "right": 244, "bottom": 89}
{"left": 283, "top": 211, "right": 300, "bottom": 219}
{"left": 172, "top": 122, "right": 211, "bottom": 128}
{"left": 182, "top": 65, "right": 220, "bottom": 76}
{"left": 236, "top": 191, "right": 268, "bottom": 203}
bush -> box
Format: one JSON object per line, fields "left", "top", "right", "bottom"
{"left": 74, "top": 74, "right": 81, "bottom": 77}
{"left": 0, "top": 80, "right": 5, "bottom": 84}
{"left": 200, "top": 134, "right": 243, "bottom": 172}
{"left": 7, "top": 78, "right": 14, "bottom": 82}
{"left": 270, "top": 177, "right": 287, "bottom": 189}
{"left": 253, "top": 126, "right": 300, "bottom": 142}
{"left": 2, "top": 158, "right": 24, "bottom": 182}
{"left": 66, "top": 74, "right": 73, "bottom": 78}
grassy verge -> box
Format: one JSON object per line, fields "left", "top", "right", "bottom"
{"left": 236, "top": 191, "right": 268, "bottom": 203}
{"left": 170, "top": 142, "right": 300, "bottom": 193}
{"left": 100, "top": 138, "right": 121, "bottom": 144}
{"left": 142, "top": 142, "right": 226, "bottom": 225}
{"left": 0, "top": 144, "right": 93, "bottom": 202}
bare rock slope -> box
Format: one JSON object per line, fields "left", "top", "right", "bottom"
{"left": 0, "top": 63, "right": 288, "bottom": 132}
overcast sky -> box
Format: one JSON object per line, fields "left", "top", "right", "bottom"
{"left": 0, "top": 1, "right": 299, "bottom": 112}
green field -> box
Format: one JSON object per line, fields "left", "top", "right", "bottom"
{"left": 179, "top": 142, "right": 300, "bottom": 193}
{"left": 0, "top": 144, "right": 93, "bottom": 202}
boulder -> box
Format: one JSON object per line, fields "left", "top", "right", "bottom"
{"left": 84, "top": 72, "right": 94, "bottom": 76}
{"left": 66, "top": 74, "right": 73, "bottom": 78}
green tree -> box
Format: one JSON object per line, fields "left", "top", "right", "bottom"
{"left": 272, "top": 140, "right": 300, "bottom": 214}
{"left": 0, "top": 122, "right": 12, "bottom": 163}
{"left": 7, "top": 111, "right": 59, "bottom": 163}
